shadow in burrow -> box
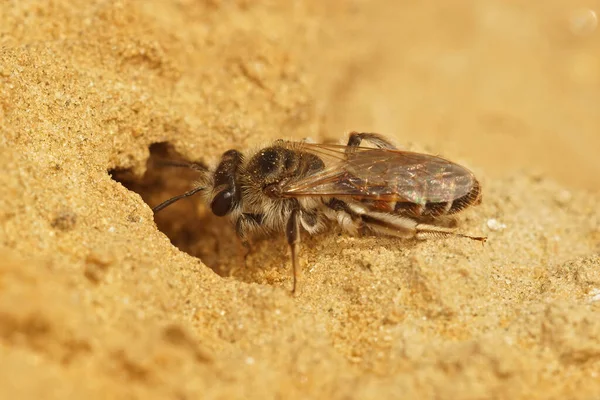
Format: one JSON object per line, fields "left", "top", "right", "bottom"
{"left": 109, "top": 142, "right": 293, "bottom": 285}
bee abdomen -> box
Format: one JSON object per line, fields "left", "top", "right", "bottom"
{"left": 445, "top": 180, "right": 482, "bottom": 215}
{"left": 393, "top": 180, "right": 481, "bottom": 217}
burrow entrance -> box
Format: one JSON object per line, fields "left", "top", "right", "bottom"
{"left": 110, "top": 143, "right": 289, "bottom": 283}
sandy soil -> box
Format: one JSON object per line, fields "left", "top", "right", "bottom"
{"left": 1, "top": 1, "right": 599, "bottom": 399}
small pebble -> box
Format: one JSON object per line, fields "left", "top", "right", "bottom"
{"left": 588, "top": 288, "right": 600, "bottom": 303}
{"left": 487, "top": 218, "right": 507, "bottom": 232}
{"left": 554, "top": 189, "right": 572, "bottom": 206}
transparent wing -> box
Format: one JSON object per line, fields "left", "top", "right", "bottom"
{"left": 281, "top": 143, "right": 477, "bottom": 204}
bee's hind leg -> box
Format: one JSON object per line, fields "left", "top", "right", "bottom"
{"left": 346, "top": 132, "right": 398, "bottom": 150}
{"left": 326, "top": 199, "right": 486, "bottom": 243}
{"left": 360, "top": 213, "right": 486, "bottom": 243}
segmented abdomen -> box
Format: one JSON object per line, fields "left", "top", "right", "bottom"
{"left": 360, "top": 180, "right": 482, "bottom": 218}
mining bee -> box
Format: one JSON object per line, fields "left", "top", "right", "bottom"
{"left": 153, "top": 132, "right": 485, "bottom": 293}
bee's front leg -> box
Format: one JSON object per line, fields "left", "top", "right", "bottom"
{"left": 234, "top": 213, "right": 264, "bottom": 240}
{"left": 234, "top": 213, "right": 265, "bottom": 266}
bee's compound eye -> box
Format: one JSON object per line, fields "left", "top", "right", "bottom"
{"left": 211, "top": 189, "right": 235, "bottom": 216}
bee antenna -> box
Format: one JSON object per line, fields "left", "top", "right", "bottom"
{"left": 154, "top": 160, "right": 208, "bottom": 172}
{"left": 152, "top": 186, "right": 205, "bottom": 213}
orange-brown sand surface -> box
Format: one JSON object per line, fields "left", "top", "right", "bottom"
{"left": 1, "top": 1, "right": 600, "bottom": 399}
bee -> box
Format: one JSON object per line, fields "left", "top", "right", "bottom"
{"left": 153, "top": 132, "right": 485, "bottom": 293}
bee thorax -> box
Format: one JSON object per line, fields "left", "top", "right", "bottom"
{"left": 263, "top": 184, "right": 283, "bottom": 198}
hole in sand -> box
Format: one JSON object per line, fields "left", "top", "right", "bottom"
{"left": 109, "top": 143, "right": 252, "bottom": 277}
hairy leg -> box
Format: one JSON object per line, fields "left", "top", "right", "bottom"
{"left": 232, "top": 213, "right": 265, "bottom": 273}
{"left": 360, "top": 212, "right": 485, "bottom": 241}
{"left": 234, "top": 213, "right": 265, "bottom": 244}
{"left": 326, "top": 198, "right": 486, "bottom": 242}
{"left": 325, "top": 198, "right": 362, "bottom": 235}
{"left": 346, "top": 132, "right": 398, "bottom": 150}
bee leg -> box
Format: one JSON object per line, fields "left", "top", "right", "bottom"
{"left": 327, "top": 198, "right": 358, "bottom": 214}
{"left": 235, "top": 213, "right": 264, "bottom": 239}
{"left": 299, "top": 209, "right": 322, "bottom": 234}
{"left": 360, "top": 213, "right": 486, "bottom": 243}
{"left": 412, "top": 223, "right": 487, "bottom": 243}
{"left": 326, "top": 198, "right": 363, "bottom": 235}
{"left": 235, "top": 213, "right": 264, "bottom": 267}
{"left": 286, "top": 209, "right": 301, "bottom": 294}
{"left": 326, "top": 200, "right": 486, "bottom": 243}
{"left": 241, "top": 240, "right": 252, "bottom": 268}
{"left": 346, "top": 132, "right": 398, "bottom": 150}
